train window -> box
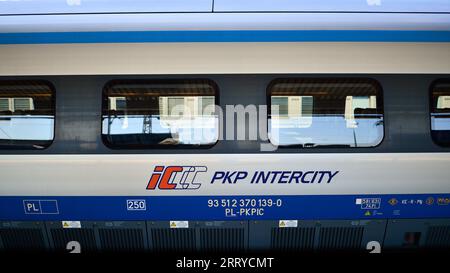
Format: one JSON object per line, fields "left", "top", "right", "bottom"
{"left": 268, "top": 79, "right": 384, "bottom": 147}
{"left": 102, "top": 80, "right": 219, "bottom": 148}
{"left": 0, "top": 81, "right": 55, "bottom": 149}
{"left": 430, "top": 81, "right": 450, "bottom": 147}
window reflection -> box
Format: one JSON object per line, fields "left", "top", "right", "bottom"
{"left": 431, "top": 81, "right": 450, "bottom": 146}
{"left": 102, "top": 80, "right": 218, "bottom": 147}
{"left": 0, "top": 81, "right": 55, "bottom": 149}
{"left": 269, "top": 79, "right": 383, "bottom": 147}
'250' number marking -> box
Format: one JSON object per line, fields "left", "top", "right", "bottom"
{"left": 127, "top": 200, "right": 147, "bottom": 211}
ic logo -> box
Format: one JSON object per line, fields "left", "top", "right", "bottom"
{"left": 146, "top": 166, "right": 207, "bottom": 190}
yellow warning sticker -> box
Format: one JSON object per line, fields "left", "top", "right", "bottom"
{"left": 364, "top": 211, "right": 371, "bottom": 216}
{"left": 169, "top": 221, "right": 189, "bottom": 229}
{"left": 62, "top": 221, "right": 81, "bottom": 229}
{"left": 278, "top": 220, "right": 298, "bottom": 228}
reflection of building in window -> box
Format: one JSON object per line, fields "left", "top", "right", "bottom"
{"left": 0, "top": 97, "right": 34, "bottom": 112}
{"left": 159, "top": 96, "right": 215, "bottom": 118}
{"left": 268, "top": 79, "right": 383, "bottom": 147}
{"left": 431, "top": 83, "right": 450, "bottom": 147}
{"left": 271, "top": 96, "right": 313, "bottom": 128}
{"left": 437, "top": 96, "right": 450, "bottom": 109}
{"left": 0, "top": 98, "right": 8, "bottom": 111}
{"left": 102, "top": 80, "right": 218, "bottom": 147}
{"left": 108, "top": 97, "right": 126, "bottom": 111}
{"left": 345, "top": 96, "right": 377, "bottom": 128}
{"left": 158, "top": 96, "right": 216, "bottom": 143}
{"left": 0, "top": 80, "right": 54, "bottom": 149}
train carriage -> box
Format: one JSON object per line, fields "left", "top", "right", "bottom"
{"left": 0, "top": 0, "right": 449, "bottom": 253}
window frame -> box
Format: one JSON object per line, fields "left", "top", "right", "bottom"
{"left": 266, "top": 78, "right": 385, "bottom": 148}
{"left": 101, "top": 79, "right": 220, "bottom": 150}
{"left": 0, "top": 80, "right": 56, "bottom": 150}
{"left": 430, "top": 79, "right": 450, "bottom": 148}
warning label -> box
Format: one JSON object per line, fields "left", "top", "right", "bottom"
{"left": 170, "top": 221, "right": 189, "bottom": 229}
{"left": 62, "top": 221, "right": 81, "bottom": 229}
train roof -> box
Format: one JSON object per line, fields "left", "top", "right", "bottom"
{"left": 0, "top": 0, "right": 449, "bottom": 15}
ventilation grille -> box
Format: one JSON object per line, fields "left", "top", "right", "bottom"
{"left": 50, "top": 229, "right": 97, "bottom": 252}
{"left": 270, "top": 227, "right": 315, "bottom": 251}
{"left": 150, "top": 228, "right": 195, "bottom": 252}
{"left": 318, "top": 227, "right": 364, "bottom": 250}
{"left": 426, "top": 226, "right": 450, "bottom": 248}
{"left": 99, "top": 229, "right": 145, "bottom": 252}
{"left": 200, "top": 228, "right": 245, "bottom": 252}
{"left": 0, "top": 229, "right": 45, "bottom": 251}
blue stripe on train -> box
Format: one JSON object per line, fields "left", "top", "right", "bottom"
{"left": 0, "top": 30, "right": 450, "bottom": 44}
{"left": 0, "top": 194, "right": 449, "bottom": 221}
